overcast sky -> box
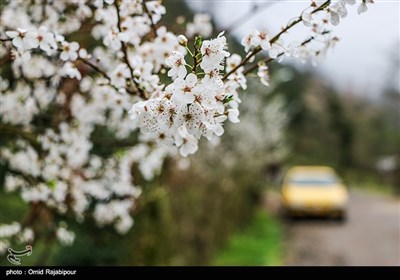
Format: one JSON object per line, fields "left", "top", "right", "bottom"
{"left": 186, "top": 0, "right": 400, "bottom": 97}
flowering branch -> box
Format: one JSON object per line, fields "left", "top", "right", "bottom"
{"left": 222, "top": 0, "right": 331, "bottom": 81}
{"left": 243, "top": 31, "right": 331, "bottom": 76}
{"left": 77, "top": 57, "right": 111, "bottom": 81}
{"left": 76, "top": 57, "right": 137, "bottom": 95}
{"left": 114, "top": 1, "right": 147, "bottom": 99}
{"left": 142, "top": 1, "right": 158, "bottom": 38}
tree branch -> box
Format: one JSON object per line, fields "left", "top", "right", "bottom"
{"left": 114, "top": 1, "right": 147, "bottom": 99}
{"left": 242, "top": 31, "right": 330, "bottom": 76}
{"left": 222, "top": 0, "right": 331, "bottom": 81}
{"left": 222, "top": 2, "right": 276, "bottom": 34}
{"left": 78, "top": 57, "right": 111, "bottom": 80}
{"left": 0, "top": 124, "right": 42, "bottom": 152}
{"left": 142, "top": 0, "right": 158, "bottom": 38}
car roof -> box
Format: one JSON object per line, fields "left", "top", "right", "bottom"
{"left": 286, "top": 166, "right": 336, "bottom": 177}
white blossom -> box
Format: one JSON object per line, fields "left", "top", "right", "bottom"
{"left": 56, "top": 225, "right": 75, "bottom": 246}
{"left": 0, "top": 222, "right": 21, "bottom": 238}
{"left": 269, "top": 39, "right": 285, "bottom": 60}
{"left": 145, "top": 1, "right": 166, "bottom": 24}
{"left": 103, "top": 27, "right": 129, "bottom": 50}
{"left": 60, "top": 41, "right": 79, "bottom": 61}
{"left": 175, "top": 127, "right": 199, "bottom": 157}
{"left": 200, "top": 32, "right": 230, "bottom": 72}
{"left": 227, "top": 108, "right": 240, "bottom": 123}
{"left": 165, "top": 51, "right": 187, "bottom": 78}
{"left": 241, "top": 32, "right": 254, "bottom": 52}
{"left": 34, "top": 26, "right": 57, "bottom": 54}
{"left": 110, "top": 64, "right": 131, "bottom": 88}
{"left": 61, "top": 62, "right": 82, "bottom": 80}
{"left": 187, "top": 14, "right": 213, "bottom": 38}
{"left": 358, "top": 0, "right": 374, "bottom": 15}
{"left": 172, "top": 73, "right": 198, "bottom": 104}
{"left": 328, "top": 2, "right": 348, "bottom": 26}
{"left": 175, "top": 102, "right": 206, "bottom": 136}
{"left": 257, "top": 65, "right": 270, "bottom": 87}
{"left": 340, "top": 0, "right": 356, "bottom": 5}
{"left": 6, "top": 29, "right": 38, "bottom": 52}
{"left": 250, "top": 29, "right": 271, "bottom": 51}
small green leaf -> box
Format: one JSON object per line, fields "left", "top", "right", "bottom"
{"left": 116, "top": 148, "right": 126, "bottom": 159}
{"left": 223, "top": 95, "right": 234, "bottom": 104}
{"left": 47, "top": 180, "right": 56, "bottom": 189}
{"left": 194, "top": 35, "right": 203, "bottom": 50}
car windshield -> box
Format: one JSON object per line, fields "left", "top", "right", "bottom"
{"left": 289, "top": 173, "right": 338, "bottom": 186}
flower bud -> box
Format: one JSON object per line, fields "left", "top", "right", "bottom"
{"left": 178, "top": 35, "right": 188, "bottom": 46}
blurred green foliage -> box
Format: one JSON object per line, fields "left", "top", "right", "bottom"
{"left": 212, "top": 210, "right": 283, "bottom": 266}
{"left": 273, "top": 69, "right": 399, "bottom": 194}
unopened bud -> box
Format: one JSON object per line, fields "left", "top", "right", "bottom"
{"left": 178, "top": 35, "right": 188, "bottom": 46}
{"left": 133, "top": 69, "right": 141, "bottom": 78}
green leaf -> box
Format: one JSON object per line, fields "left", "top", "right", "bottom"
{"left": 47, "top": 180, "right": 56, "bottom": 189}
{"left": 223, "top": 95, "right": 234, "bottom": 104}
{"left": 116, "top": 148, "right": 126, "bottom": 159}
{"left": 194, "top": 35, "right": 203, "bottom": 50}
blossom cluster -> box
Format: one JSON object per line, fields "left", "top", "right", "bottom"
{"left": 240, "top": 0, "right": 373, "bottom": 87}
{"left": 130, "top": 32, "right": 241, "bottom": 157}
{"left": 0, "top": 0, "right": 371, "bottom": 248}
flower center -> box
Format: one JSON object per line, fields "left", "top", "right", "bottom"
{"left": 195, "top": 95, "right": 202, "bottom": 103}
{"left": 175, "top": 59, "right": 182, "bottom": 66}
{"left": 184, "top": 113, "right": 193, "bottom": 122}
{"left": 157, "top": 104, "right": 165, "bottom": 113}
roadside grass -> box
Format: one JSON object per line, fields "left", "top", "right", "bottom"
{"left": 212, "top": 210, "right": 283, "bottom": 266}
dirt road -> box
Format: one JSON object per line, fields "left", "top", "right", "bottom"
{"left": 285, "top": 191, "right": 400, "bottom": 266}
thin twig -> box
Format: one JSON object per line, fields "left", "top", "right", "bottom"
{"left": 223, "top": 2, "right": 276, "bottom": 34}
{"left": 243, "top": 35, "right": 314, "bottom": 75}
{"left": 78, "top": 57, "right": 137, "bottom": 95}
{"left": 8, "top": 168, "right": 46, "bottom": 186}
{"left": 78, "top": 57, "right": 111, "bottom": 80}
{"left": 142, "top": 0, "right": 158, "bottom": 38}
{"left": 222, "top": 0, "right": 331, "bottom": 81}
{"left": 114, "top": 1, "right": 147, "bottom": 99}
{"left": 243, "top": 30, "right": 331, "bottom": 75}
{"left": 0, "top": 124, "right": 42, "bottom": 152}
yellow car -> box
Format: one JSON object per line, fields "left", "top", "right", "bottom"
{"left": 281, "top": 166, "right": 349, "bottom": 220}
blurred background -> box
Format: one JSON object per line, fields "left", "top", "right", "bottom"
{"left": 1, "top": 0, "right": 399, "bottom": 266}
